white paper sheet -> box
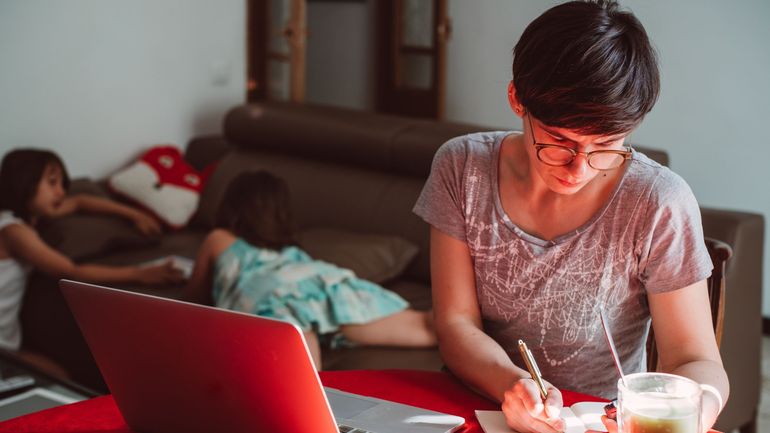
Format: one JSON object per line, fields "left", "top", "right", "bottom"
{"left": 475, "top": 402, "right": 608, "bottom": 433}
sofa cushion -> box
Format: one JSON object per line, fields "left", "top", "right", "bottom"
{"left": 382, "top": 279, "right": 433, "bottom": 311}
{"left": 39, "top": 215, "right": 161, "bottom": 262}
{"left": 223, "top": 102, "right": 487, "bottom": 178}
{"left": 38, "top": 179, "right": 160, "bottom": 262}
{"left": 298, "top": 228, "right": 419, "bottom": 284}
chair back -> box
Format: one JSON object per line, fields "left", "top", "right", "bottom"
{"left": 646, "top": 237, "right": 732, "bottom": 371}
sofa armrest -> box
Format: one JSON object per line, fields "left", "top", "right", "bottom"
{"left": 184, "top": 135, "right": 231, "bottom": 171}
{"left": 700, "top": 206, "right": 764, "bottom": 431}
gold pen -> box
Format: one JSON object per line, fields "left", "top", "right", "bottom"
{"left": 518, "top": 339, "right": 548, "bottom": 401}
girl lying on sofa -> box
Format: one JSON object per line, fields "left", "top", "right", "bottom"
{"left": 0, "top": 148, "right": 185, "bottom": 374}
{"left": 183, "top": 170, "right": 437, "bottom": 368}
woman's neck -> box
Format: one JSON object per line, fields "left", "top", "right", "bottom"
{"left": 498, "top": 132, "right": 624, "bottom": 240}
{"left": 501, "top": 134, "right": 575, "bottom": 206}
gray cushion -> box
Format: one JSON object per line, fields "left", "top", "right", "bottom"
{"left": 298, "top": 228, "right": 419, "bottom": 284}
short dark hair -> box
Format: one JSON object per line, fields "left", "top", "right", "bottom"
{"left": 512, "top": 0, "right": 660, "bottom": 135}
{"left": 0, "top": 148, "right": 70, "bottom": 222}
{"left": 215, "top": 170, "right": 297, "bottom": 250}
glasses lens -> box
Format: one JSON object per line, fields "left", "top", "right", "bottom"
{"left": 538, "top": 146, "right": 574, "bottom": 166}
{"left": 588, "top": 152, "right": 626, "bottom": 170}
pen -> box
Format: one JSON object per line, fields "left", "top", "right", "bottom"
{"left": 518, "top": 339, "right": 548, "bottom": 401}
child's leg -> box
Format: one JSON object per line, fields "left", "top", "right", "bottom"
{"left": 17, "top": 350, "right": 70, "bottom": 381}
{"left": 339, "top": 309, "right": 436, "bottom": 347}
{"left": 304, "top": 331, "right": 322, "bottom": 370}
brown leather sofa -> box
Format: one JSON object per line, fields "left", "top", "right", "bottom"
{"left": 20, "top": 101, "right": 762, "bottom": 433}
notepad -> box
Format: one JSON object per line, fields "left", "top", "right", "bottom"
{"left": 476, "top": 401, "right": 608, "bottom": 433}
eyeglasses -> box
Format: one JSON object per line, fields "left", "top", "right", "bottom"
{"left": 526, "top": 114, "right": 632, "bottom": 171}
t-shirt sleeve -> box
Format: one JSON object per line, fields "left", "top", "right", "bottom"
{"left": 412, "top": 137, "right": 469, "bottom": 242}
{"left": 637, "top": 171, "right": 713, "bottom": 294}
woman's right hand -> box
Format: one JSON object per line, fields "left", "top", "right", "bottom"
{"left": 502, "top": 377, "right": 565, "bottom": 433}
{"left": 136, "top": 261, "right": 185, "bottom": 286}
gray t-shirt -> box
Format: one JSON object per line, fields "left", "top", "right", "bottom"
{"left": 413, "top": 131, "right": 712, "bottom": 398}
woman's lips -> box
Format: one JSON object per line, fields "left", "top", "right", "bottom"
{"left": 556, "top": 177, "right": 581, "bottom": 187}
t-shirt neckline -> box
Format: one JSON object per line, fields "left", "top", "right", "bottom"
{"left": 490, "top": 131, "right": 634, "bottom": 247}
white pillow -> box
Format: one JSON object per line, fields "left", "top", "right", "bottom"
{"left": 109, "top": 145, "right": 204, "bottom": 229}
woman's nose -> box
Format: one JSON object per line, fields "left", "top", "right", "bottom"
{"left": 567, "top": 153, "right": 590, "bottom": 177}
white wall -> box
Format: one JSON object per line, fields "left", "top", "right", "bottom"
{"left": 445, "top": 0, "right": 770, "bottom": 315}
{"left": 0, "top": 0, "right": 246, "bottom": 178}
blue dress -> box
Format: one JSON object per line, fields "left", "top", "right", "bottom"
{"left": 212, "top": 239, "right": 409, "bottom": 335}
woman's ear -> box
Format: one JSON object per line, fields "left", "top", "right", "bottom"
{"left": 507, "top": 81, "right": 524, "bottom": 118}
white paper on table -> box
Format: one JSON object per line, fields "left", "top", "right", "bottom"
{"left": 476, "top": 401, "right": 608, "bottom": 433}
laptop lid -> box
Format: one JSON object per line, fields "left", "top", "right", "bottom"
{"left": 59, "top": 279, "right": 339, "bottom": 433}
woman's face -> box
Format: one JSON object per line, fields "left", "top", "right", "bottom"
{"left": 525, "top": 115, "right": 628, "bottom": 195}
{"left": 29, "top": 163, "right": 67, "bottom": 218}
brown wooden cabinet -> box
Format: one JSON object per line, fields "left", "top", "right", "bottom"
{"left": 248, "top": 0, "right": 448, "bottom": 119}
{"left": 376, "top": 0, "right": 449, "bottom": 119}
{"left": 248, "top": 0, "right": 307, "bottom": 103}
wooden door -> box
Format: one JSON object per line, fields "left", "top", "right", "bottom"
{"left": 247, "top": 0, "right": 307, "bottom": 102}
{"left": 376, "top": 0, "right": 449, "bottom": 119}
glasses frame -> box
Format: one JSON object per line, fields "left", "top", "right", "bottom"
{"left": 526, "top": 114, "right": 632, "bottom": 171}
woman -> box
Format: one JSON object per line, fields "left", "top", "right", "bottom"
{"left": 413, "top": 2, "right": 728, "bottom": 433}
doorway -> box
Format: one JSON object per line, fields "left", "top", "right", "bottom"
{"left": 247, "top": 0, "right": 449, "bottom": 119}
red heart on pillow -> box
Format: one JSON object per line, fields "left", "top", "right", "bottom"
{"left": 109, "top": 145, "right": 206, "bottom": 229}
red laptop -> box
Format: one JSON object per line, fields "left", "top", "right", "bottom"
{"left": 60, "top": 279, "right": 464, "bottom": 433}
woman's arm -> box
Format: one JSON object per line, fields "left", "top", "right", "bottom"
{"left": 52, "top": 194, "right": 161, "bottom": 235}
{"left": 182, "top": 229, "right": 235, "bottom": 305}
{"left": 431, "top": 227, "right": 563, "bottom": 433}
{"left": 432, "top": 227, "right": 520, "bottom": 398}
{"left": 648, "top": 280, "right": 729, "bottom": 432}
{"left": 2, "top": 223, "right": 181, "bottom": 285}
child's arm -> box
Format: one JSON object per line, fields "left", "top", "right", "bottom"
{"left": 1, "top": 223, "right": 182, "bottom": 286}
{"left": 183, "top": 229, "right": 236, "bottom": 305}
{"left": 51, "top": 194, "right": 162, "bottom": 235}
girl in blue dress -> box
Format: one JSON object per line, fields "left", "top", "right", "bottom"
{"left": 184, "top": 170, "right": 436, "bottom": 368}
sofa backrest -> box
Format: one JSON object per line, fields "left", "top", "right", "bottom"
{"left": 195, "top": 101, "right": 669, "bottom": 284}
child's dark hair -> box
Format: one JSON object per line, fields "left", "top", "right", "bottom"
{"left": 0, "top": 148, "right": 70, "bottom": 222}
{"left": 215, "top": 170, "right": 296, "bottom": 250}
{"left": 512, "top": 0, "right": 660, "bottom": 135}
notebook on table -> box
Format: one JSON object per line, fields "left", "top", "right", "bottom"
{"left": 59, "top": 279, "right": 464, "bottom": 433}
{"left": 476, "top": 401, "right": 608, "bottom": 433}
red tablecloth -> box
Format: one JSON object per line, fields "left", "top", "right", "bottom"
{"left": 0, "top": 369, "right": 606, "bottom": 433}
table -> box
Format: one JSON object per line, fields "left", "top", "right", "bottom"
{"left": 0, "top": 349, "right": 98, "bottom": 422}
{"left": 0, "top": 369, "right": 607, "bottom": 432}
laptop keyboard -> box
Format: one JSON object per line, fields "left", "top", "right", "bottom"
{"left": 338, "top": 424, "right": 375, "bottom": 433}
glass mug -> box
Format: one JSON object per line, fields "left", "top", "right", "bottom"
{"left": 618, "top": 372, "right": 702, "bottom": 433}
